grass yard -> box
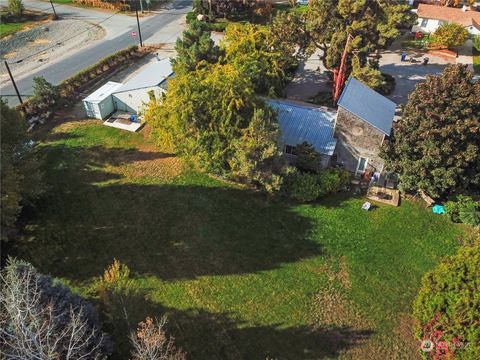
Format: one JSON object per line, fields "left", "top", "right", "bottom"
{"left": 474, "top": 50, "right": 480, "bottom": 75}
{"left": 13, "top": 119, "right": 464, "bottom": 359}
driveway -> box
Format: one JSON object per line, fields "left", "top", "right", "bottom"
{"left": 0, "top": 0, "right": 190, "bottom": 106}
{"left": 285, "top": 49, "right": 330, "bottom": 101}
{"left": 379, "top": 49, "right": 449, "bottom": 105}
{"left": 285, "top": 37, "right": 451, "bottom": 106}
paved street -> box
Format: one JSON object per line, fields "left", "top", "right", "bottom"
{"left": 285, "top": 38, "right": 451, "bottom": 106}
{"left": 0, "top": 0, "right": 191, "bottom": 105}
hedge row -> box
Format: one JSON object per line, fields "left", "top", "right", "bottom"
{"left": 73, "top": 0, "right": 130, "bottom": 11}
{"left": 17, "top": 45, "right": 146, "bottom": 120}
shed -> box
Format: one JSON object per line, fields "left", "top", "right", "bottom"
{"left": 268, "top": 99, "right": 337, "bottom": 168}
{"left": 83, "top": 81, "right": 122, "bottom": 120}
{"left": 112, "top": 59, "right": 173, "bottom": 114}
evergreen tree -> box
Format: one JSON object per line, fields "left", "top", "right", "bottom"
{"left": 381, "top": 65, "right": 480, "bottom": 198}
{"left": 171, "top": 20, "right": 221, "bottom": 74}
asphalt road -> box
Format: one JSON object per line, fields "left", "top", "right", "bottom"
{"left": 0, "top": 0, "right": 191, "bottom": 106}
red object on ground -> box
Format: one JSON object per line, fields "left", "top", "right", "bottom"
{"left": 415, "top": 31, "right": 423, "bottom": 40}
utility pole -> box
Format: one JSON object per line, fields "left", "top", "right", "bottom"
{"left": 332, "top": 34, "right": 353, "bottom": 105}
{"left": 4, "top": 61, "right": 23, "bottom": 104}
{"left": 134, "top": 0, "right": 143, "bottom": 47}
{"left": 49, "top": 0, "right": 58, "bottom": 19}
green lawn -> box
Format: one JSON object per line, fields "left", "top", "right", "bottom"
{"left": 474, "top": 51, "right": 480, "bottom": 75}
{"left": 0, "top": 9, "right": 50, "bottom": 38}
{"left": 0, "top": 22, "right": 23, "bottom": 38}
{"left": 14, "top": 120, "right": 464, "bottom": 359}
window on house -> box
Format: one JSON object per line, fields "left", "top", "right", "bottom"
{"left": 356, "top": 157, "right": 368, "bottom": 175}
{"left": 285, "top": 145, "right": 297, "bottom": 155}
{"left": 421, "top": 19, "right": 428, "bottom": 27}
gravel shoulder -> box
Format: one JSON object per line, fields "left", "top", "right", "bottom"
{"left": 0, "top": 19, "right": 104, "bottom": 85}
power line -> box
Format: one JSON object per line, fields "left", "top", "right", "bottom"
{"left": 5, "top": 1, "right": 191, "bottom": 65}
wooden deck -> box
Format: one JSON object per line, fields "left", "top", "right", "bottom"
{"left": 367, "top": 186, "right": 400, "bottom": 207}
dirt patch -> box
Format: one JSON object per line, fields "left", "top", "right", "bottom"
{"left": 109, "top": 142, "right": 184, "bottom": 182}
{"left": 312, "top": 285, "right": 371, "bottom": 329}
{"left": 0, "top": 19, "right": 105, "bottom": 85}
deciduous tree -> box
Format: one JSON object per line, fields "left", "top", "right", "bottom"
{"left": 381, "top": 65, "right": 480, "bottom": 198}
{"left": 130, "top": 317, "right": 185, "bottom": 360}
{"left": 0, "top": 99, "right": 43, "bottom": 242}
{"left": 307, "top": 0, "right": 415, "bottom": 70}
{"left": 0, "top": 259, "right": 111, "bottom": 359}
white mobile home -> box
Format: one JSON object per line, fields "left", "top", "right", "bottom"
{"left": 83, "top": 59, "right": 173, "bottom": 120}
{"left": 83, "top": 81, "right": 122, "bottom": 120}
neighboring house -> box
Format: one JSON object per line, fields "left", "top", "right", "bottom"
{"left": 83, "top": 59, "right": 173, "bottom": 120}
{"left": 334, "top": 78, "right": 396, "bottom": 175}
{"left": 268, "top": 99, "right": 337, "bottom": 169}
{"left": 412, "top": 4, "right": 480, "bottom": 34}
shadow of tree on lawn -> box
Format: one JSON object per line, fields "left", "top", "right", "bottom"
{"left": 101, "top": 290, "right": 374, "bottom": 360}
{"left": 17, "top": 143, "right": 322, "bottom": 282}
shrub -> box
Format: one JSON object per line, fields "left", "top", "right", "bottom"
{"left": 317, "top": 168, "right": 350, "bottom": 196}
{"left": 284, "top": 168, "right": 350, "bottom": 202}
{"left": 432, "top": 22, "right": 469, "bottom": 49}
{"left": 284, "top": 171, "right": 321, "bottom": 202}
{"left": 474, "top": 35, "right": 480, "bottom": 52}
{"left": 8, "top": 0, "right": 24, "bottom": 17}
{"left": 130, "top": 317, "right": 185, "bottom": 360}
{"left": 445, "top": 195, "right": 480, "bottom": 226}
{"left": 413, "top": 245, "right": 480, "bottom": 359}
{"left": 294, "top": 142, "right": 321, "bottom": 173}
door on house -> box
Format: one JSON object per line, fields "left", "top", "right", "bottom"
{"left": 356, "top": 157, "right": 368, "bottom": 175}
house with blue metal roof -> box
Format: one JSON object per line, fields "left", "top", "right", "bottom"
{"left": 334, "top": 77, "right": 397, "bottom": 175}
{"left": 268, "top": 99, "right": 337, "bottom": 168}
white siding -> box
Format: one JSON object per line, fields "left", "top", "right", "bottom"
{"left": 412, "top": 18, "right": 479, "bottom": 35}
{"left": 412, "top": 18, "right": 440, "bottom": 33}
{"left": 112, "top": 86, "right": 166, "bottom": 115}
{"left": 83, "top": 96, "right": 116, "bottom": 120}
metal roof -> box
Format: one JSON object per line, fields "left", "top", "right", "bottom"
{"left": 83, "top": 81, "right": 122, "bottom": 103}
{"left": 337, "top": 77, "right": 396, "bottom": 135}
{"left": 113, "top": 59, "right": 173, "bottom": 94}
{"left": 268, "top": 99, "right": 337, "bottom": 156}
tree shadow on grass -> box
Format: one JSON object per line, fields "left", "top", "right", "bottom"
{"left": 102, "top": 290, "right": 374, "bottom": 360}
{"left": 17, "top": 143, "right": 322, "bottom": 282}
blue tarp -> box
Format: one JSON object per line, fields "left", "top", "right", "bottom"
{"left": 432, "top": 205, "right": 445, "bottom": 215}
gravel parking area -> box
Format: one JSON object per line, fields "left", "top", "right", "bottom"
{"left": 0, "top": 19, "right": 104, "bottom": 85}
